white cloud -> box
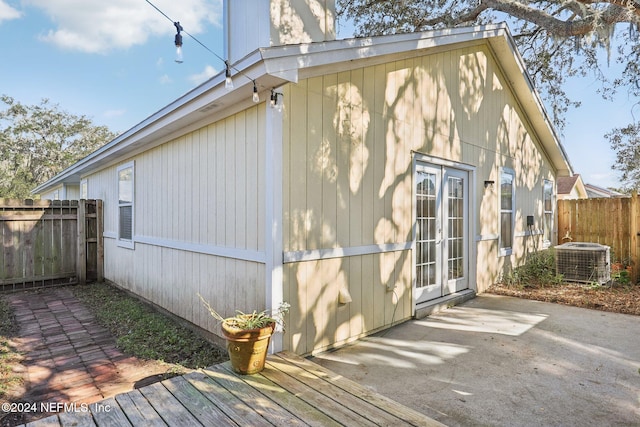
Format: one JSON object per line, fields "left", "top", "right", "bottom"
{"left": 22, "top": 0, "right": 222, "bottom": 53}
{"left": 0, "top": 1, "right": 21, "bottom": 22}
{"left": 103, "top": 109, "right": 126, "bottom": 118}
{"left": 189, "top": 65, "right": 217, "bottom": 85}
{"left": 158, "top": 74, "right": 172, "bottom": 85}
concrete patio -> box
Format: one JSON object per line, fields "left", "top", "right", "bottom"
{"left": 312, "top": 294, "right": 640, "bottom": 427}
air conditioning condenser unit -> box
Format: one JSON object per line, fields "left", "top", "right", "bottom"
{"left": 555, "top": 242, "right": 610, "bottom": 285}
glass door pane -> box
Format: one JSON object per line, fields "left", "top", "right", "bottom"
{"left": 443, "top": 169, "right": 468, "bottom": 295}
{"left": 416, "top": 171, "right": 437, "bottom": 289}
{"left": 447, "top": 176, "right": 464, "bottom": 281}
{"left": 414, "top": 166, "right": 442, "bottom": 304}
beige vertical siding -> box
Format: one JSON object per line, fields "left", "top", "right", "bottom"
{"left": 85, "top": 105, "right": 267, "bottom": 336}
{"left": 282, "top": 44, "right": 557, "bottom": 354}
{"left": 39, "top": 184, "right": 80, "bottom": 200}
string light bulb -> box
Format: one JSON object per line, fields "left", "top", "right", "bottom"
{"left": 252, "top": 81, "right": 259, "bottom": 103}
{"left": 225, "top": 61, "right": 233, "bottom": 89}
{"left": 174, "top": 21, "right": 184, "bottom": 63}
{"left": 146, "top": 2, "right": 264, "bottom": 104}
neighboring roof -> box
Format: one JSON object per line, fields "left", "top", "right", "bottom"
{"left": 585, "top": 183, "right": 626, "bottom": 198}
{"left": 557, "top": 175, "right": 579, "bottom": 195}
{"left": 557, "top": 174, "right": 588, "bottom": 198}
{"left": 33, "top": 23, "right": 573, "bottom": 194}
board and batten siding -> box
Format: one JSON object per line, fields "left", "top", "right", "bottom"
{"left": 85, "top": 105, "right": 267, "bottom": 337}
{"left": 282, "top": 44, "right": 557, "bottom": 355}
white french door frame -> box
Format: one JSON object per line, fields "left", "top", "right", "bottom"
{"left": 412, "top": 153, "right": 477, "bottom": 313}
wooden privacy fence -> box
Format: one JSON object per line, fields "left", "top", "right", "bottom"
{"left": 557, "top": 193, "right": 639, "bottom": 283}
{"left": 0, "top": 199, "right": 103, "bottom": 291}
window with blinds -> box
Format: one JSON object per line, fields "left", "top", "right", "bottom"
{"left": 117, "top": 162, "right": 134, "bottom": 248}
{"left": 500, "top": 168, "right": 514, "bottom": 256}
{"left": 543, "top": 180, "right": 554, "bottom": 246}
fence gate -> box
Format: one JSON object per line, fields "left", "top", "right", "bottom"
{"left": 0, "top": 199, "right": 103, "bottom": 291}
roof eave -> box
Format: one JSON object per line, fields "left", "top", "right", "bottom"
{"left": 485, "top": 27, "right": 573, "bottom": 177}
{"left": 34, "top": 23, "right": 573, "bottom": 194}
{"left": 33, "top": 50, "right": 284, "bottom": 194}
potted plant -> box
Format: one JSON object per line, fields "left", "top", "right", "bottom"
{"left": 198, "top": 294, "right": 289, "bottom": 375}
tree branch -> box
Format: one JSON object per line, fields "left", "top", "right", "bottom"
{"left": 481, "top": 0, "right": 638, "bottom": 37}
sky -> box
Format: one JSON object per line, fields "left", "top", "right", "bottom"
{"left": 0, "top": 0, "right": 635, "bottom": 190}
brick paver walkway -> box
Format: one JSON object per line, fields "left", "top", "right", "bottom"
{"left": 5, "top": 287, "right": 174, "bottom": 414}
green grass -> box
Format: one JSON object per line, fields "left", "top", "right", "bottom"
{"left": 72, "top": 283, "right": 227, "bottom": 369}
{"left": 0, "top": 297, "right": 22, "bottom": 398}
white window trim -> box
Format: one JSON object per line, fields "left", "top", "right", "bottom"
{"left": 499, "top": 167, "right": 515, "bottom": 257}
{"left": 117, "top": 161, "right": 135, "bottom": 249}
{"left": 543, "top": 179, "right": 554, "bottom": 248}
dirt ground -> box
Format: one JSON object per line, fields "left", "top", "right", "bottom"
{"left": 488, "top": 282, "right": 640, "bottom": 316}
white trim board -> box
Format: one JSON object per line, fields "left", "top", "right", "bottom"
{"left": 103, "top": 233, "right": 266, "bottom": 264}
{"left": 283, "top": 242, "right": 412, "bottom": 264}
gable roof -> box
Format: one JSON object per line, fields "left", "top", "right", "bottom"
{"left": 558, "top": 173, "right": 588, "bottom": 195}
{"left": 557, "top": 175, "right": 580, "bottom": 195}
{"left": 33, "top": 23, "right": 573, "bottom": 195}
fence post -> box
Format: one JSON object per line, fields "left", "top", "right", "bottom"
{"left": 631, "top": 192, "right": 638, "bottom": 284}
{"left": 557, "top": 200, "right": 567, "bottom": 244}
{"left": 77, "top": 200, "right": 87, "bottom": 285}
{"left": 96, "top": 200, "right": 104, "bottom": 283}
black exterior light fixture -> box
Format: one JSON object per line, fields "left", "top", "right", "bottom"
{"left": 270, "top": 89, "right": 283, "bottom": 110}
{"left": 252, "top": 81, "right": 260, "bottom": 103}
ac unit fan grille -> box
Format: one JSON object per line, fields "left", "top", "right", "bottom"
{"left": 555, "top": 243, "right": 610, "bottom": 284}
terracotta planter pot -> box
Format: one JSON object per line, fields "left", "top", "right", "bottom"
{"left": 221, "top": 321, "right": 275, "bottom": 375}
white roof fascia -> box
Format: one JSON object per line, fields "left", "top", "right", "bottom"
{"left": 484, "top": 27, "right": 574, "bottom": 177}
{"left": 260, "top": 25, "right": 505, "bottom": 83}
{"left": 33, "top": 50, "right": 272, "bottom": 194}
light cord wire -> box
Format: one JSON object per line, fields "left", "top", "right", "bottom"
{"left": 143, "top": 0, "right": 255, "bottom": 84}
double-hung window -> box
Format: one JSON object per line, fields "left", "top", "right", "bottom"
{"left": 543, "top": 180, "right": 554, "bottom": 247}
{"left": 117, "top": 162, "right": 134, "bottom": 248}
{"left": 500, "top": 168, "right": 515, "bottom": 256}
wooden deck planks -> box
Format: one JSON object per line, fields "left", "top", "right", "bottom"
{"left": 161, "top": 375, "right": 237, "bottom": 426}
{"left": 201, "top": 364, "right": 304, "bottom": 427}
{"left": 56, "top": 410, "right": 96, "bottom": 427}
{"left": 89, "top": 397, "right": 132, "bottom": 427}
{"left": 218, "top": 363, "right": 340, "bottom": 427}
{"left": 183, "top": 371, "right": 269, "bottom": 426}
{"left": 277, "top": 351, "right": 447, "bottom": 427}
{"left": 114, "top": 390, "right": 167, "bottom": 426}
{"left": 137, "top": 381, "right": 201, "bottom": 427}
{"left": 22, "top": 352, "right": 444, "bottom": 427}
{"left": 258, "top": 361, "right": 372, "bottom": 426}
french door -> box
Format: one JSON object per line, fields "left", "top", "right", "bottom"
{"left": 414, "top": 163, "right": 469, "bottom": 305}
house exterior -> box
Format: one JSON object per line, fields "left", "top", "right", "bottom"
{"left": 37, "top": 183, "right": 81, "bottom": 200}
{"left": 584, "top": 183, "right": 626, "bottom": 198}
{"left": 557, "top": 174, "right": 588, "bottom": 199}
{"left": 34, "top": 0, "right": 573, "bottom": 355}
